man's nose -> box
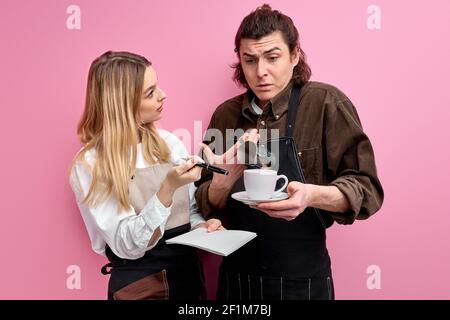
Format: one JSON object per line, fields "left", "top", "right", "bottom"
{"left": 256, "top": 60, "right": 268, "bottom": 78}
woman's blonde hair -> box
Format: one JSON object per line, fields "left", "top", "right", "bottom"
{"left": 71, "top": 51, "right": 170, "bottom": 212}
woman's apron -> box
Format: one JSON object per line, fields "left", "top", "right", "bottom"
{"left": 101, "top": 163, "right": 205, "bottom": 300}
{"left": 217, "top": 84, "right": 335, "bottom": 300}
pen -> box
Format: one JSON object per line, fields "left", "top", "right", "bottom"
{"left": 195, "top": 162, "right": 229, "bottom": 175}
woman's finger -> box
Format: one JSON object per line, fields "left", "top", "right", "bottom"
{"left": 177, "top": 159, "right": 196, "bottom": 174}
{"left": 206, "top": 219, "right": 222, "bottom": 232}
{"left": 188, "top": 166, "right": 203, "bottom": 181}
{"left": 191, "top": 154, "right": 205, "bottom": 164}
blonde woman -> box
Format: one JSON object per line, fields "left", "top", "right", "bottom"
{"left": 69, "top": 51, "right": 222, "bottom": 300}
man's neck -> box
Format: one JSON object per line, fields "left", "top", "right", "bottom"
{"left": 254, "top": 98, "right": 269, "bottom": 109}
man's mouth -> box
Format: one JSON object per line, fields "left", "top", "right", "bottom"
{"left": 256, "top": 84, "right": 273, "bottom": 91}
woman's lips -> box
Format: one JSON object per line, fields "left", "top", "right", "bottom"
{"left": 156, "top": 105, "right": 163, "bottom": 112}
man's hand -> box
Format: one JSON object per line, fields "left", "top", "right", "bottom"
{"left": 250, "top": 182, "right": 310, "bottom": 221}
{"left": 250, "top": 181, "right": 350, "bottom": 221}
{"left": 200, "top": 129, "right": 259, "bottom": 209}
{"left": 201, "top": 140, "right": 244, "bottom": 191}
{"left": 200, "top": 128, "right": 260, "bottom": 190}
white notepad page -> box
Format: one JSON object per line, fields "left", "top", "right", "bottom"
{"left": 166, "top": 228, "right": 257, "bottom": 256}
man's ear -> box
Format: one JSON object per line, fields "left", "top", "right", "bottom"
{"left": 291, "top": 47, "right": 300, "bottom": 66}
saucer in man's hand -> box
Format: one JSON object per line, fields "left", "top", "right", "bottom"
{"left": 231, "top": 191, "right": 288, "bottom": 205}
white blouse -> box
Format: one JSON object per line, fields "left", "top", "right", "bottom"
{"left": 69, "top": 129, "right": 205, "bottom": 260}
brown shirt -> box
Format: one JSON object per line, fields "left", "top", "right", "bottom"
{"left": 195, "top": 81, "right": 384, "bottom": 225}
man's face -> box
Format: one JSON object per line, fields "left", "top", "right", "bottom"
{"left": 239, "top": 31, "right": 299, "bottom": 106}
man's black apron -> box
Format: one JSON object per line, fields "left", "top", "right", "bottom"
{"left": 101, "top": 223, "right": 205, "bottom": 300}
{"left": 217, "top": 83, "right": 335, "bottom": 300}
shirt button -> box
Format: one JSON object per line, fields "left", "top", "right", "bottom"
{"left": 275, "top": 115, "right": 280, "bottom": 120}
{"left": 261, "top": 120, "right": 266, "bottom": 126}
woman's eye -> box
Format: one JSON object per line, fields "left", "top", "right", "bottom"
{"left": 147, "top": 91, "right": 154, "bottom": 98}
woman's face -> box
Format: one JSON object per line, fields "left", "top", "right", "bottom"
{"left": 138, "top": 66, "right": 167, "bottom": 124}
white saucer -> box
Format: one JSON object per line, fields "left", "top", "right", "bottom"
{"left": 231, "top": 191, "right": 289, "bottom": 205}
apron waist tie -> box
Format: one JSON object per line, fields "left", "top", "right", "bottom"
{"left": 101, "top": 262, "right": 113, "bottom": 275}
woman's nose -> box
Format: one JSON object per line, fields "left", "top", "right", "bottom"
{"left": 158, "top": 88, "right": 167, "bottom": 101}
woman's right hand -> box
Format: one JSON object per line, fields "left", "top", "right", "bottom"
{"left": 164, "top": 155, "right": 204, "bottom": 190}
{"left": 157, "top": 156, "right": 203, "bottom": 207}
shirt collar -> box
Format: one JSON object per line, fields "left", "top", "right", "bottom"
{"left": 242, "top": 80, "right": 294, "bottom": 118}
{"left": 250, "top": 98, "right": 263, "bottom": 115}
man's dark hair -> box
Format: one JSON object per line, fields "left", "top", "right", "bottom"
{"left": 232, "top": 4, "right": 311, "bottom": 88}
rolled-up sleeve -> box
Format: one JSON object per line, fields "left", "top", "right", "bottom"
{"left": 70, "top": 161, "right": 172, "bottom": 260}
{"left": 325, "top": 98, "right": 384, "bottom": 224}
{"left": 195, "top": 178, "right": 216, "bottom": 218}
{"left": 188, "top": 182, "right": 206, "bottom": 227}
{"left": 194, "top": 111, "right": 221, "bottom": 219}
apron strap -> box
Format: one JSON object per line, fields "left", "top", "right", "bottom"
{"left": 284, "top": 83, "right": 330, "bottom": 229}
{"left": 285, "top": 83, "right": 302, "bottom": 138}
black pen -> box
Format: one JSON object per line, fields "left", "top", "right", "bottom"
{"left": 195, "top": 162, "right": 229, "bottom": 175}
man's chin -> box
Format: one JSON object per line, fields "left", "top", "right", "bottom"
{"left": 255, "top": 93, "right": 275, "bottom": 104}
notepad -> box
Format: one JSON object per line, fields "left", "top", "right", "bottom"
{"left": 166, "top": 228, "right": 257, "bottom": 256}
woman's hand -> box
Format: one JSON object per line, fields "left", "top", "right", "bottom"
{"left": 157, "top": 155, "right": 203, "bottom": 207}
{"left": 194, "top": 218, "right": 225, "bottom": 232}
{"left": 163, "top": 155, "right": 204, "bottom": 190}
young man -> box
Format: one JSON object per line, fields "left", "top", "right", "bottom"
{"left": 195, "top": 4, "right": 384, "bottom": 300}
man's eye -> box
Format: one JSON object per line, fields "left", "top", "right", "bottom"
{"left": 245, "top": 59, "right": 255, "bottom": 64}
{"left": 269, "top": 56, "right": 279, "bottom": 61}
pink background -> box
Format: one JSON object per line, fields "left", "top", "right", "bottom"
{"left": 1, "top": 0, "right": 449, "bottom": 299}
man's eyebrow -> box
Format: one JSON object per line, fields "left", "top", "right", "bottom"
{"left": 144, "top": 85, "right": 156, "bottom": 94}
{"left": 242, "top": 47, "right": 282, "bottom": 58}
{"left": 263, "top": 47, "right": 281, "bottom": 54}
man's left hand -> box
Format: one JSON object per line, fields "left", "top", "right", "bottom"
{"left": 250, "top": 182, "right": 310, "bottom": 221}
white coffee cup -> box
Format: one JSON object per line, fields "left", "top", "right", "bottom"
{"left": 243, "top": 169, "right": 289, "bottom": 200}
